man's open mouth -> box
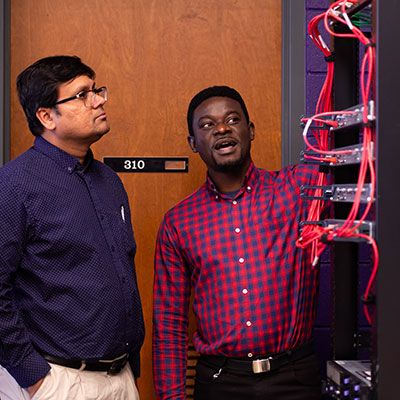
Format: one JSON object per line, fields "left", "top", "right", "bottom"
{"left": 215, "top": 139, "right": 237, "bottom": 150}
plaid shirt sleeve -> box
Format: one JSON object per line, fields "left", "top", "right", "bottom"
{"left": 153, "top": 216, "right": 191, "bottom": 400}
{"left": 296, "top": 163, "right": 320, "bottom": 184}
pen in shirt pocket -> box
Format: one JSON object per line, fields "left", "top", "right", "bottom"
{"left": 120, "top": 205, "right": 125, "bottom": 222}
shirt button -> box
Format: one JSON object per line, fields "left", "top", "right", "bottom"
{"left": 232, "top": 200, "right": 238, "bottom": 205}
{"left": 67, "top": 167, "right": 73, "bottom": 172}
{"left": 248, "top": 353, "right": 253, "bottom": 358}
{"left": 239, "top": 257, "right": 245, "bottom": 264}
{"left": 235, "top": 228, "right": 241, "bottom": 234}
{"left": 246, "top": 321, "right": 252, "bottom": 327}
{"left": 242, "top": 288, "right": 248, "bottom": 294}
{"left": 126, "top": 342, "right": 129, "bottom": 346}
{"left": 215, "top": 195, "right": 219, "bottom": 200}
{"left": 246, "top": 186, "right": 252, "bottom": 192}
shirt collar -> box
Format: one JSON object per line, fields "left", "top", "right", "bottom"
{"left": 206, "top": 161, "right": 260, "bottom": 200}
{"left": 33, "top": 136, "right": 94, "bottom": 174}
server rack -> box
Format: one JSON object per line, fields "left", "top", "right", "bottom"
{"left": 324, "top": 1, "right": 400, "bottom": 398}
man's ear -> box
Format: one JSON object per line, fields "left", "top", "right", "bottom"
{"left": 249, "top": 122, "right": 255, "bottom": 141}
{"left": 187, "top": 135, "right": 198, "bottom": 153}
{"left": 36, "top": 107, "right": 56, "bottom": 131}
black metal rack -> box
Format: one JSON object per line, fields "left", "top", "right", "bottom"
{"left": 327, "top": 1, "right": 400, "bottom": 398}
{"left": 330, "top": 18, "right": 362, "bottom": 361}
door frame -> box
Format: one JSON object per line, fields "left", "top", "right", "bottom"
{"left": 0, "top": 0, "right": 10, "bottom": 166}
{"left": 281, "top": 0, "right": 306, "bottom": 167}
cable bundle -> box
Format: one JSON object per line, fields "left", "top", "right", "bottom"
{"left": 296, "top": 0, "right": 377, "bottom": 324}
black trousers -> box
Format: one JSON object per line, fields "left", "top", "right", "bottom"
{"left": 194, "top": 353, "right": 322, "bottom": 400}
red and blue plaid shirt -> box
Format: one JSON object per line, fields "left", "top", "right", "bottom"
{"left": 153, "top": 162, "right": 319, "bottom": 399}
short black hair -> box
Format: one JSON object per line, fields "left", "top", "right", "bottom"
{"left": 17, "top": 55, "right": 95, "bottom": 136}
{"left": 187, "top": 86, "right": 250, "bottom": 136}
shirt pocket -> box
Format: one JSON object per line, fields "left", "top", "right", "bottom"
{"left": 105, "top": 206, "right": 137, "bottom": 258}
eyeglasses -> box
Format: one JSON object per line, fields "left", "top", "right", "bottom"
{"left": 54, "top": 86, "right": 107, "bottom": 107}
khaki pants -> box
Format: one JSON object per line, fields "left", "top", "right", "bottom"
{"left": 0, "top": 363, "right": 140, "bottom": 400}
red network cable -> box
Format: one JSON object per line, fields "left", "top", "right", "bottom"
{"left": 297, "top": 9, "right": 336, "bottom": 264}
{"left": 325, "top": 1, "right": 377, "bottom": 322}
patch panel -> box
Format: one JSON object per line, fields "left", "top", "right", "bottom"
{"left": 301, "top": 143, "right": 375, "bottom": 166}
{"left": 300, "top": 219, "right": 375, "bottom": 242}
{"left": 332, "top": 101, "right": 375, "bottom": 131}
{"left": 300, "top": 183, "right": 373, "bottom": 203}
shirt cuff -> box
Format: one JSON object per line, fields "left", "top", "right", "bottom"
{"left": 7, "top": 350, "right": 51, "bottom": 388}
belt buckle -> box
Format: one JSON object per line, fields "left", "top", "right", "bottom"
{"left": 106, "top": 354, "right": 129, "bottom": 375}
{"left": 252, "top": 357, "right": 271, "bottom": 374}
{"left": 107, "top": 360, "right": 122, "bottom": 375}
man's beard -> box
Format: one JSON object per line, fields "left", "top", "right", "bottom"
{"left": 212, "top": 154, "right": 247, "bottom": 173}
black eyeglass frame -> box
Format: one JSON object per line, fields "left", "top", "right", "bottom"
{"left": 54, "top": 86, "right": 107, "bottom": 106}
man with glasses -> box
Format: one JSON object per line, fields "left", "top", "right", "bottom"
{"left": 0, "top": 56, "right": 144, "bottom": 400}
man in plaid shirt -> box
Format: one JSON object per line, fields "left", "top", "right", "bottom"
{"left": 153, "top": 86, "right": 321, "bottom": 400}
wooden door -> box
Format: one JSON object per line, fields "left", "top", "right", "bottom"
{"left": 10, "top": 1, "right": 281, "bottom": 398}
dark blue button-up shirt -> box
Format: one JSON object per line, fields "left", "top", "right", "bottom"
{"left": 0, "top": 136, "right": 144, "bottom": 388}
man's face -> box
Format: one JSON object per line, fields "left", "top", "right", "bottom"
{"left": 189, "top": 96, "right": 255, "bottom": 174}
{"left": 49, "top": 75, "right": 110, "bottom": 146}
